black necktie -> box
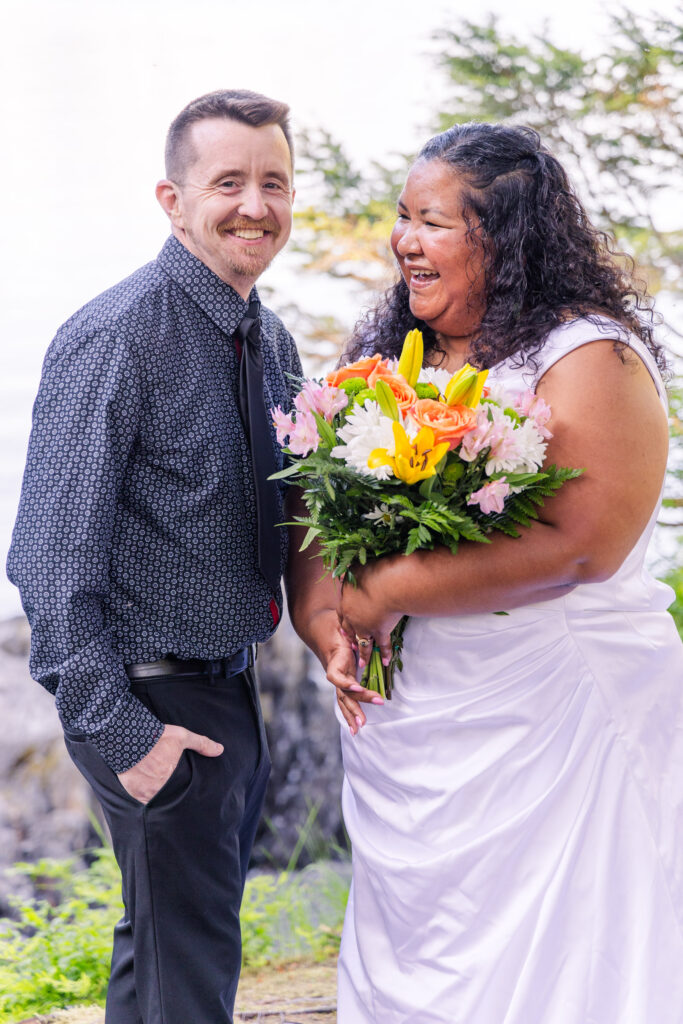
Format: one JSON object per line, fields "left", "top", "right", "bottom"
{"left": 235, "top": 300, "right": 282, "bottom": 592}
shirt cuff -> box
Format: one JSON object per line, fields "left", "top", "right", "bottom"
{"left": 88, "top": 690, "right": 164, "bottom": 773}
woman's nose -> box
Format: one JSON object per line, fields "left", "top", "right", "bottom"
{"left": 394, "top": 223, "right": 422, "bottom": 256}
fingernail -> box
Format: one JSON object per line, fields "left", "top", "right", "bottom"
{"left": 349, "top": 684, "right": 364, "bottom": 692}
{"left": 355, "top": 716, "right": 363, "bottom": 728}
{"left": 349, "top": 724, "right": 356, "bottom": 736}
{"left": 382, "top": 657, "right": 390, "bottom": 666}
{"left": 371, "top": 696, "right": 384, "bottom": 705}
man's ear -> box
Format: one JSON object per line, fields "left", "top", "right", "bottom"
{"left": 156, "top": 180, "right": 184, "bottom": 228}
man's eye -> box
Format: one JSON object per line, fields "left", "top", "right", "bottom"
{"left": 219, "top": 180, "right": 238, "bottom": 189}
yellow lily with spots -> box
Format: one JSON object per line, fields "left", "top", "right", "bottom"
{"left": 368, "top": 420, "right": 450, "bottom": 485}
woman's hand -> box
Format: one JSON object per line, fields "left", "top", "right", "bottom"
{"left": 327, "top": 621, "right": 387, "bottom": 734}
{"left": 339, "top": 561, "right": 403, "bottom": 668}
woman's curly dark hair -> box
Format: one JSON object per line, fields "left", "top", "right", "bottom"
{"left": 343, "top": 123, "right": 665, "bottom": 374}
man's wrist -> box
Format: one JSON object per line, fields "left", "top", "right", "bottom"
{"left": 86, "top": 692, "right": 164, "bottom": 774}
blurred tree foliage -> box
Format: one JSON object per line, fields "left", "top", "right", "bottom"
{"left": 663, "top": 382, "right": 683, "bottom": 532}
{"left": 433, "top": 8, "right": 682, "bottom": 302}
{"left": 293, "top": 6, "right": 682, "bottom": 342}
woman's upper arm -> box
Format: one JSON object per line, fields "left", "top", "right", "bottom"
{"left": 535, "top": 339, "right": 669, "bottom": 581}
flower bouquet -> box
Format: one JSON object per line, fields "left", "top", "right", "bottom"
{"left": 271, "top": 330, "right": 581, "bottom": 699}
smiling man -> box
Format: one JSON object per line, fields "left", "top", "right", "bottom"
{"left": 7, "top": 90, "right": 302, "bottom": 1024}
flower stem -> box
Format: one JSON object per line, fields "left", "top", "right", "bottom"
{"left": 360, "top": 616, "right": 409, "bottom": 700}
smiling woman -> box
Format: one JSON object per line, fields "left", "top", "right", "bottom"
{"left": 286, "top": 121, "right": 683, "bottom": 1024}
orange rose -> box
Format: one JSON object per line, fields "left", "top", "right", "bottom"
{"left": 325, "top": 354, "right": 387, "bottom": 388}
{"left": 409, "top": 399, "right": 477, "bottom": 448}
{"left": 367, "top": 369, "right": 418, "bottom": 412}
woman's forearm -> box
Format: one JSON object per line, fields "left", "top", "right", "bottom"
{"left": 375, "top": 521, "right": 581, "bottom": 620}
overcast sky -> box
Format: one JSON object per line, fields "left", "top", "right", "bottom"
{"left": 1, "top": 0, "right": 680, "bottom": 614}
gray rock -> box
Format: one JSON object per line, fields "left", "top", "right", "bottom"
{"left": 0, "top": 616, "right": 97, "bottom": 910}
{"left": 254, "top": 608, "right": 346, "bottom": 867}
{"left": 0, "top": 610, "right": 346, "bottom": 903}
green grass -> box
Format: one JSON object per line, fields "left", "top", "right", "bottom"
{"left": 663, "top": 564, "right": 683, "bottom": 637}
{"left": 0, "top": 847, "right": 349, "bottom": 1023}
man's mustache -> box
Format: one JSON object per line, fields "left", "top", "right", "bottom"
{"left": 219, "top": 217, "right": 280, "bottom": 236}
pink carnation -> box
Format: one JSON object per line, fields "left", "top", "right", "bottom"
{"left": 288, "top": 409, "right": 320, "bottom": 456}
{"left": 295, "top": 380, "right": 348, "bottom": 422}
{"left": 514, "top": 389, "right": 552, "bottom": 438}
{"left": 272, "top": 406, "right": 295, "bottom": 446}
{"left": 467, "top": 479, "right": 510, "bottom": 515}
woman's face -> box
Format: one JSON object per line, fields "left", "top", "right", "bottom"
{"left": 390, "top": 159, "right": 486, "bottom": 343}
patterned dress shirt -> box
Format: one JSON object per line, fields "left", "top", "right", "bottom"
{"left": 7, "top": 236, "right": 303, "bottom": 772}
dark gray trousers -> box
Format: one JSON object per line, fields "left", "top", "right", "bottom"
{"left": 64, "top": 665, "right": 270, "bottom": 1024}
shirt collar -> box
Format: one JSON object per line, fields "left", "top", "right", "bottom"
{"left": 156, "top": 235, "right": 259, "bottom": 337}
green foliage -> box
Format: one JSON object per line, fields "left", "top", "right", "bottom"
{"left": 240, "top": 864, "right": 349, "bottom": 969}
{"left": 0, "top": 847, "right": 349, "bottom": 1021}
{"left": 662, "top": 563, "right": 683, "bottom": 637}
{"left": 663, "top": 382, "right": 683, "bottom": 532}
{"left": 0, "top": 850, "right": 122, "bottom": 1021}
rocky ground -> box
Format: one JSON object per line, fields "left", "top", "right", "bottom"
{"left": 14, "top": 960, "right": 338, "bottom": 1023}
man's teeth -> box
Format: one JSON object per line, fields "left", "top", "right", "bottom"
{"left": 232, "top": 229, "right": 265, "bottom": 239}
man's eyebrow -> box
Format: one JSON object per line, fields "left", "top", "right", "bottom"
{"left": 263, "top": 169, "right": 291, "bottom": 185}
{"left": 212, "top": 168, "right": 291, "bottom": 185}
{"left": 213, "top": 168, "right": 244, "bottom": 181}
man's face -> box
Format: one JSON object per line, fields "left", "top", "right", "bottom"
{"left": 158, "top": 118, "right": 295, "bottom": 297}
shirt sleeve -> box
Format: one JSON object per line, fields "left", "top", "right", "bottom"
{"left": 7, "top": 325, "right": 164, "bottom": 773}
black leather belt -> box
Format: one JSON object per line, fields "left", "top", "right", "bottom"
{"left": 125, "top": 647, "right": 254, "bottom": 682}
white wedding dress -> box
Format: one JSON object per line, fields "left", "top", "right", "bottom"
{"left": 337, "top": 319, "right": 683, "bottom": 1024}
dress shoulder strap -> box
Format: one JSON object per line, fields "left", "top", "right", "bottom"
{"left": 526, "top": 317, "right": 667, "bottom": 406}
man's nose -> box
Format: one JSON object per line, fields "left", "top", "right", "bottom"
{"left": 237, "top": 184, "right": 268, "bottom": 221}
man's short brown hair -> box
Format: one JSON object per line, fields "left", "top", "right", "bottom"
{"left": 165, "top": 89, "right": 294, "bottom": 183}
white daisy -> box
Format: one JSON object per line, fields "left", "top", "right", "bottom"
{"left": 509, "top": 418, "right": 547, "bottom": 473}
{"left": 363, "top": 503, "right": 402, "bottom": 527}
{"left": 331, "top": 401, "right": 396, "bottom": 480}
{"left": 418, "top": 366, "right": 452, "bottom": 396}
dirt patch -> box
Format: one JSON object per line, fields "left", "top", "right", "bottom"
{"left": 14, "top": 959, "right": 338, "bottom": 1024}
{"left": 236, "top": 960, "right": 337, "bottom": 1021}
